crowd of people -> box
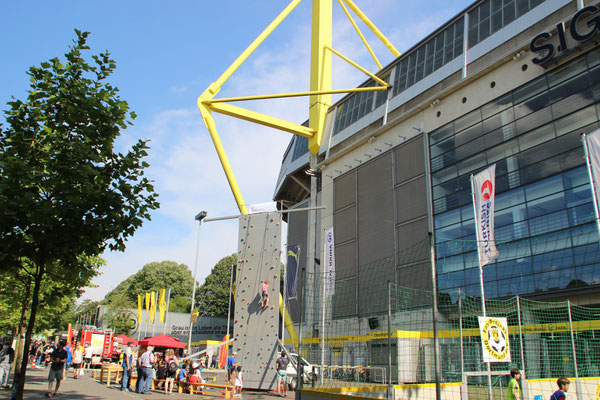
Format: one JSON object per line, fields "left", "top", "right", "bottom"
{"left": 118, "top": 342, "right": 225, "bottom": 396}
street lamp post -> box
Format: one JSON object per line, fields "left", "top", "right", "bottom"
{"left": 188, "top": 210, "right": 208, "bottom": 355}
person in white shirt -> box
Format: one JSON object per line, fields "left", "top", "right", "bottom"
{"left": 82, "top": 344, "right": 93, "bottom": 370}
{"left": 137, "top": 346, "right": 155, "bottom": 395}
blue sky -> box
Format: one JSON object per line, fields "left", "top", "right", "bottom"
{"left": 1, "top": 0, "right": 472, "bottom": 301}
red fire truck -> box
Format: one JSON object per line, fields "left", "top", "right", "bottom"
{"left": 76, "top": 327, "right": 116, "bottom": 364}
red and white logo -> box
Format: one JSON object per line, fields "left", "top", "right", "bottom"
{"left": 481, "top": 180, "right": 493, "bottom": 201}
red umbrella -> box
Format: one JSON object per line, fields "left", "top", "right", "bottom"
{"left": 138, "top": 334, "right": 185, "bottom": 349}
{"left": 115, "top": 334, "right": 138, "bottom": 345}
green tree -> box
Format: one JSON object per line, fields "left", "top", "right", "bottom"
{"left": 0, "top": 30, "right": 159, "bottom": 399}
{"left": 196, "top": 254, "right": 237, "bottom": 317}
{"left": 101, "top": 293, "right": 135, "bottom": 335}
{"left": 102, "top": 260, "right": 194, "bottom": 309}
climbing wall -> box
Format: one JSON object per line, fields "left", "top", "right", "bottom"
{"left": 234, "top": 212, "right": 281, "bottom": 390}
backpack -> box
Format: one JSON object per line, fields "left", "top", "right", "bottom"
{"left": 168, "top": 361, "right": 178, "bottom": 373}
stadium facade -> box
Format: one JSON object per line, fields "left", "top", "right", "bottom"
{"left": 274, "top": 0, "right": 600, "bottom": 392}
{"left": 276, "top": 0, "right": 600, "bottom": 313}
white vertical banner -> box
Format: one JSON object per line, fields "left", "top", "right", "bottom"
{"left": 324, "top": 227, "right": 335, "bottom": 296}
{"left": 583, "top": 129, "right": 600, "bottom": 236}
{"left": 472, "top": 165, "right": 500, "bottom": 267}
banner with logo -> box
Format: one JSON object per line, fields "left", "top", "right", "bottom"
{"left": 286, "top": 244, "right": 300, "bottom": 300}
{"left": 478, "top": 316, "right": 511, "bottom": 363}
{"left": 472, "top": 165, "right": 500, "bottom": 267}
{"left": 137, "top": 295, "right": 142, "bottom": 324}
{"left": 324, "top": 227, "right": 335, "bottom": 296}
{"left": 145, "top": 292, "right": 150, "bottom": 322}
{"left": 159, "top": 288, "right": 167, "bottom": 323}
{"left": 150, "top": 291, "right": 156, "bottom": 324}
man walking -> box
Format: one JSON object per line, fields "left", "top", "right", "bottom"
{"left": 138, "top": 346, "right": 155, "bottom": 394}
{"left": 46, "top": 341, "right": 67, "bottom": 397}
{"left": 121, "top": 342, "right": 134, "bottom": 392}
{"left": 0, "top": 342, "right": 15, "bottom": 388}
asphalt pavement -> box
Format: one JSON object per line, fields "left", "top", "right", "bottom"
{"left": 0, "top": 366, "right": 295, "bottom": 400}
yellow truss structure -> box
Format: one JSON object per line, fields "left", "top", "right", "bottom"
{"left": 197, "top": 0, "right": 400, "bottom": 216}
{"left": 198, "top": 0, "right": 400, "bottom": 347}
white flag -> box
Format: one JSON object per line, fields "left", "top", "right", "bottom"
{"left": 324, "top": 227, "right": 335, "bottom": 296}
{"left": 472, "top": 165, "right": 500, "bottom": 267}
{"left": 585, "top": 129, "right": 600, "bottom": 209}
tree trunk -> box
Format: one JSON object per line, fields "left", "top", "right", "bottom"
{"left": 12, "top": 265, "right": 44, "bottom": 400}
{"left": 10, "top": 279, "right": 31, "bottom": 384}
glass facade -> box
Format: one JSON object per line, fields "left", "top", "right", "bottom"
{"left": 430, "top": 49, "right": 600, "bottom": 299}
{"left": 330, "top": 0, "right": 549, "bottom": 137}
{"left": 392, "top": 18, "right": 464, "bottom": 97}
{"left": 333, "top": 73, "right": 390, "bottom": 135}
{"left": 467, "top": 0, "right": 545, "bottom": 49}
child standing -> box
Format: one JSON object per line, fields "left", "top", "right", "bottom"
{"left": 260, "top": 280, "right": 270, "bottom": 309}
{"left": 234, "top": 365, "right": 243, "bottom": 397}
{"left": 550, "top": 377, "right": 570, "bottom": 400}
{"left": 506, "top": 369, "right": 521, "bottom": 400}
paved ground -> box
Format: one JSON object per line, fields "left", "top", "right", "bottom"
{"left": 0, "top": 367, "right": 296, "bottom": 400}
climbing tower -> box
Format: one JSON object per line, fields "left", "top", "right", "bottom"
{"left": 233, "top": 211, "right": 282, "bottom": 390}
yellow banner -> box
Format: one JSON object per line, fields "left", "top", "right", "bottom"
{"left": 137, "top": 295, "right": 142, "bottom": 323}
{"left": 150, "top": 291, "right": 156, "bottom": 324}
{"left": 145, "top": 292, "right": 150, "bottom": 322}
{"left": 192, "top": 308, "right": 199, "bottom": 323}
{"left": 159, "top": 288, "right": 167, "bottom": 323}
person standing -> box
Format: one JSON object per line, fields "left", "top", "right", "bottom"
{"left": 46, "top": 341, "right": 68, "bottom": 397}
{"left": 71, "top": 343, "right": 83, "bottom": 379}
{"left": 210, "top": 353, "right": 218, "bottom": 369}
{"left": 506, "top": 369, "right": 521, "bottom": 400}
{"left": 0, "top": 343, "right": 15, "bottom": 389}
{"left": 550, "top": 377, "right": 570, "bottom": 400}
{"left": 63, "top": 343, "right": 72, "bottom": 380}
{"left": 234, "top": 365, "right": 243, "bottom": 397}
{"left": 82, "top": 344, "right": 93, "bottom": 370}
{"left": 227, "top": 351, "right": 239, "bottom": 386}
{"left": 275, "top": 351, "right": 289, "bottom": 397}
{"left": 138, "top": 346, "right": 155, "bottom": 395}
{"left": 121, "top": 342, "right": 133, "bottom": 392}
{"left": 164, "top": 348, "right": 178, "bottom": 395}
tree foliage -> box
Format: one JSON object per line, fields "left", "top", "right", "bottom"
{"left": 102, "top": 260, "right": 194, "bottom": 312}
{"left": 0, "top": 30, "right": 159, "bottom": 399}
{"left": 195, "top": 254, "right": 237, "bottom": 317}
{"left": 0, "top": 257, "right": 102, "bottom": 335}
{"left": 101, "top": 293, "right": 136, "bottom": 335}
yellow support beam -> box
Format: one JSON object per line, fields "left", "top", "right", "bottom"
{"left": 207, "top": 102, "right": 316, "bottom": 138}
{"left": 197, "top": 103, "right": 249, "bottom": 215}
{"left": 308, "top": 0, "right": 332, "bottom": 154}
{"left": 336, "top": 0, "right": 382, "bottom": 69}
{"left": 325, "top": 45, "right": 387, "bottom": 86}
{"left": 341, "top": 0, "right": 401, "bottom": 57}
{"left": 203, "top": 0, "right": 303, "bottom": 100}
{"left": 208, "top": 86, "right": 388, "bottom": 103}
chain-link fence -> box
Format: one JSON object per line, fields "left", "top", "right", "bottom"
{"left": 287, "top": 234, "right": 600, "bottom": 399}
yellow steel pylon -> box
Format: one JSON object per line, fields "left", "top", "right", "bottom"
{"left": 198, "top": 0, "right": 400, "bottom": 216}
{"left": 198, "top": 0, "right": 400, "bottom": 349}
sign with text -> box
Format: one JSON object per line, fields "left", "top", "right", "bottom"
{"left": 478, "top": 316, "right": 511, "bottom": 363}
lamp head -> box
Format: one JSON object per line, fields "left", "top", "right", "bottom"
{"left": 195, "top": 211, "right": 208, "bottom": 221}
